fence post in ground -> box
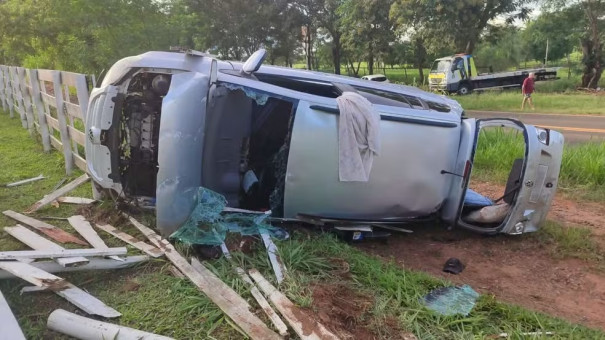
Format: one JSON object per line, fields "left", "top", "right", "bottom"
{"left": 7, "top": 67, "right": 18, "bottom": 119}
{"left": 17, "top": 67, "right": 36, "bottom": 136}
{"left": 52, "top": 71, "right": 74, "bottom": 175}
{"left": 12, "top": 67, "right": 29, "bottom": 128}
{"left": 0, "top": 66, "right": 7, "bottom": 112}
{"left": 28, "top": 69, "right": 52, "bottom": 152}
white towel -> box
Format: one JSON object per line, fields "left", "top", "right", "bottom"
{"left": 336, "top": 91, "right": 381, "bottom": 182}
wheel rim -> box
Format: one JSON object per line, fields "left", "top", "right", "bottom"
{"left": 459, "top": 86, "right": 469, "bottom": 95}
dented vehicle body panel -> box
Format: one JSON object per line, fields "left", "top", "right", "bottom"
{"left": 85, "top": 50, "right": 564, "bottom": 236}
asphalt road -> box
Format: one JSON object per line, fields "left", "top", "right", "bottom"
{"left": 467, "top": 110, "right": 605, "bottom": 143}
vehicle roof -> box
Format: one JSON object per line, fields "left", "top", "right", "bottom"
{"left": 102, "top": 51, "right": 462, "bottom": 115}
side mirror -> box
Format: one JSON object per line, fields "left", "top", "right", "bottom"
{"left": 242, "top": 49, "right": 266, "bottom": 75}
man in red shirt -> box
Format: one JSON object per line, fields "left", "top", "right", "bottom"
{"left": 521, "top": 72, "right": 535, "bottom": 110}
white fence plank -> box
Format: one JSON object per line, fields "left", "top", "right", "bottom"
{"left": 0, "top": 288, "right": 26, "bottom": 340}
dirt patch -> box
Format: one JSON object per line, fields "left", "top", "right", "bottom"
{"left": 77, "top": 204, "right": 127, "bottom": 226}
{"left": 309, "top": 282, "right": 416, "bottom": 340}
{"left": 358, "top": 181, "right": 605, "bottom": 331}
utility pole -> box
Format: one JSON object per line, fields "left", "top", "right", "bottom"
{"left": 545, "top": 38, "right": 549, "bottom": 66}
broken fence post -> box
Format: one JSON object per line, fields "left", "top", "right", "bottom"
{"left": 202, "top": 245, "right": 289, "bottom": 337}
{"left": 0, "top": 247, "right": 127, "bottom": 260}
{"left": 6, "top": 174, "right": 45, "bottom": 187}
{"left": 4, "top": 225, "right": 89, "bottom": 267}
{"left": 249, "top": 269, "right": 340, "bottom": 340}
{"left": 48, "top": 309, "right": 174, "bottom": 340}
{"left": 0, "top": 256, "right": 149, "bottom": 280}
{"left": 26, "top": 173, "right": 90, "bottom": 213}
{"left": 3, "top": 210, "right": 87, "bottom": 245}
{"left": 56, "top": 197, "right": 96, "bottom": 204}
{"left": 260, "top": 230, "right": 287, "bottom": 284}
{"left": 68, "top": 216, "right": 123, "bottom": 262}
{"left": 125, "top": 215, "right": 281, "bottom": 340}
{"left": 95, "top": 223, "right": 164, "bottom": 258}
{"left": 0, "top": 262, "right": 121, "bottom": 318}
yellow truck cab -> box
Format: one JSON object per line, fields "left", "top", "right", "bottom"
{"left": 428, "top": 54, "right": 558, "bottom": 95}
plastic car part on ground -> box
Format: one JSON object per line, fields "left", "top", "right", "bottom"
{"left": 423, "top": 285, "right": 479, "bottom": 316}
{"left": 170, "top": 187, "right": 289, "bottom": 246}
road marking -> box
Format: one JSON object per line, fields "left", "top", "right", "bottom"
{"left": 468, "top": 110, "right": 605, "bottom": 118}
{"left": 536, "top": 125, "right": 605, "bottom": 134}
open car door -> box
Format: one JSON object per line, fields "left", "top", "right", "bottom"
{"left": 451, "top": 119, "right": 563, "bottom": 235}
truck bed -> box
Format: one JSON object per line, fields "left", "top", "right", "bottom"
{"left": 471, "top": 67, "right": 559, "bottom": 90}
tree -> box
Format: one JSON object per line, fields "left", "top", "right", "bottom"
{"left": 340, "top": 0, "right": 395, "bottom": 75}
{"left": 523, "top": 8, "right": 581, "bottom": 64}
{"left": 391, "top": 0, "right": 534, "bottom": 54}
{"left": 542, "top": 0, "right": 604, "bottom": 88}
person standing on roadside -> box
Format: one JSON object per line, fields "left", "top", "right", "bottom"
{"left": 521, "top": 72, "right": 535, "bottom": 110}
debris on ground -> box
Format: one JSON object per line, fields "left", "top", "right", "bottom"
{"left": 443, "top": 257, "right": 465, "bottom": 275}
{"left": 47, "top": 309, "right": 175, "bottom": 340}
{"left": 0, "top": 288, "right": 26, "bottom": 340}
{"left": 3, "top": 210, "right": 87, "bottom": 245}
{"left": 4, "top": 224, "right": 89, "bottom": 267}
{"left": 493, "top": 331, "right": 554, "bottom": 338}
{"left": 56, "top": 197, "right": 97, "bottom": 205}
{"left": 0, "top": 256, "right": 149, "bottom": 280}
{"left": 26, "top": 174, "right": 90, "bottom": 213}
{"left": 249, "top": 268, "right": 341, "bottom": 340}
{"left": 95, "top": 223, "right": 164, "bottom": 258}
{"left": 68, "top": 215, "right": 124, "bottom": 262}
{"left": 220, "top": 242, "right": 289, "bottom": 336}
{"left": 423, "top": 285, "right": 480, "bottom": 316}
{"left": 5, "top": 174, "right": 45, "bottom": 187}
{"left": 0, "top": 261, "right": 121, "bottom": 318}
{"left": 127, "top": 215, "right": 282, "bottom": 340}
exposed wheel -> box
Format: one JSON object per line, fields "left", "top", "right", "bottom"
{"left": 458, "top": 84, "right": 471, "bottom": 95}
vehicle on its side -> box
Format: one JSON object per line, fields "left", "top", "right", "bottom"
{"left": 85, "top": 49, "right": 564, "bottom": 237}
{"left": 361, "top": 74, "right": 390, "bottom": 82}
{"left": 428, "top": 54, "right": 559, "bottom": 95}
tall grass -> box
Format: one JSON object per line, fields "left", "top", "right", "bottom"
{"left": 472, "top": 128, "right": 605, "bottom": 199}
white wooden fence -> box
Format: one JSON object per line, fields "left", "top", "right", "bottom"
{"left": 0, "top": 65, "right": 95, "bottom": 176}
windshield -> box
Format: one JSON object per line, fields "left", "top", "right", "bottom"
{"left": 431, "top": 60, "right": 451, "bottom": 73}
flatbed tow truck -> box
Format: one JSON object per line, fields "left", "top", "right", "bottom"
{"left": 428, "top": 54, "right": 559, "bottom": 95}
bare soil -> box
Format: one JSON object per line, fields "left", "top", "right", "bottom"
{"left": 309, "top": 282, "right": 416, "bottom": 340}
{"left": 358, "top": 181, "right": 605, "bottom": 330}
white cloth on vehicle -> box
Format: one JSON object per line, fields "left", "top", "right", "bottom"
{"left": 336, "top": 91, "right": 381, "bottom": 182}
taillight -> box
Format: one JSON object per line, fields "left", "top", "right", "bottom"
{"left": 463, "top": 160, "right": 472, "bottom": 178}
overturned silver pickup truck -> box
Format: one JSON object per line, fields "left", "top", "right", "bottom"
{"left": 85, "top": 49, "right": 563, "bottom": 236}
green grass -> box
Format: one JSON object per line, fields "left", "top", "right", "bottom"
{"left": 292, "top": 62, "right": 430, "bottom": 85}
{"left": 1, "top": 113, "right": 605, "bottom": 339}
{"left": 531, "top": 221, "right": 604, "bottom": 262}
{"left": 472, "top": 128, "right": 605, "bottom": 200}
{"left": 455, "top": 91, "right": 605, "bottom": 115}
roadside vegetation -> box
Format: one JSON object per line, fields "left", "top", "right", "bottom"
{"left": 455, "top": 90, "right": 605, "bottom": 115}
{"left": 473, "top": 128, "right": 605, "bottom": 201}
{"left": 2, "top": 110, "right": 605, "bottom": 338}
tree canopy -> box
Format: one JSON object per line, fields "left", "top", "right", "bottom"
{"left": 0, "top": 0, "right": 601, "bottom": 87}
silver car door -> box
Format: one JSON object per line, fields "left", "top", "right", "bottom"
{"left": 155, "top": 72, "right": 211, "bottom": 236}
{"left": 456, "top": 119, "right": 564, "bottom": 234}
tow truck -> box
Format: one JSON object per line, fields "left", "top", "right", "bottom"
{"left": 428, "top": 54, "right": 559, "bottom": 95}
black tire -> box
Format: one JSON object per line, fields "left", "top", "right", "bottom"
{"left": 457, "top": 84, "right": 471, "bottom": 95}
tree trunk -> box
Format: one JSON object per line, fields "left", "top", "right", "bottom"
{"left": 464, "top": 40, "right": 476, "bottom": 55}
{"left": 368, "top": 43, "right": 374, "bottom": 75}
{"left": 415, "top": 38, "right": 426, "bottom": 85}
{"left": 567, "top": 53, "right": 571, "bottom": 79}
{"left": 331, "top": 33, "right": 341, "bottom": 75}
{"left": 305, "top": 24, "right": 313, "bottom": 70}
